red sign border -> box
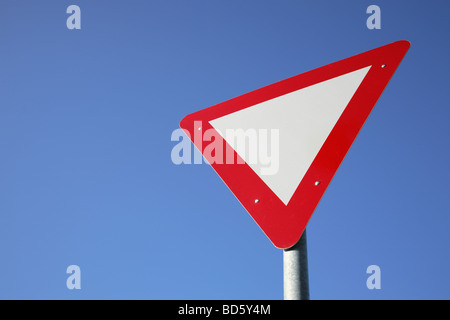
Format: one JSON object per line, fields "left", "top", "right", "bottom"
{"left": 180, "top": 40, "right": 410, "bottom": 249}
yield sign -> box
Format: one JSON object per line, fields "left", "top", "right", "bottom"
{"left": 180, "top": 40, "right": 410, "bottom": 249}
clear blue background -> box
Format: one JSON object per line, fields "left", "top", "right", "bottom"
{"left": 0, "top": 0, "right": 449, "bottom": 299}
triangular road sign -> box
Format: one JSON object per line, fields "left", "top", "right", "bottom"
{"left": 180, "top": 40, "right": 410, "bottom": 249}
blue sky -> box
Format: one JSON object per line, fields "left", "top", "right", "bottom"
{"left": 0, "top": 0, "right": 449, "bottom": 299}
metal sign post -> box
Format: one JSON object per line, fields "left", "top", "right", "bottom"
{"left": 283, "top": 230, "right": 310, "bottom": 300}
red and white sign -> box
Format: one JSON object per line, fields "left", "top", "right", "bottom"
{"left": 180, "top": 40, "right": 410, "bottom": 249}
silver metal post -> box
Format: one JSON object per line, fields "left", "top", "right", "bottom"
{"left": 283, "top": 230, "right": 310, "bottom": 300}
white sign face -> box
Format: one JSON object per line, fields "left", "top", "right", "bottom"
{"left": 209, "top": 66, "right": 371, "bottom": 205}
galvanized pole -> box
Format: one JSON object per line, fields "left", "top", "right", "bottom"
{"left": 283, "top": 230, "right": 310, "bottom": 300}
